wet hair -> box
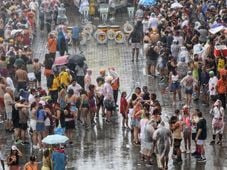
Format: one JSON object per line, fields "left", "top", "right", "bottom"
{"left": 88, "top": 84, "right": 95, "bottom": 91}
{"left": 30, "top": 155, "right": 36, "bottom": 162}
{"left": 68, "top": 89, "right": 74, "bottom": 95}
{"left": 169, "top": 115, "right": 178, "bottom": 124}
{"left": 121, "top": 91, "right": 127, "bottom": 97}
{"left": 30, "top": 102, "right": 36, "bottom": 111}
{"left": 175, "top": 109, "right": 180, "bottom": 115}
{"left": 197, "top": 111, "right": 203, "bottom": 118}
{"left": 43, "top": 149, "right": 50, "bottom": 158}
{"left": 142, "top": 86, "right": 148, "bottom": 92}
{"left": 33, "top": 58, "right": 39, "bottom": 62}
{"left": 153, "top": 108, "right": 159, "bottom": 115}
{"left": 144, "top": 111, "right": 150, "bottom": 118}
{"left": 135, "top": 87, "right": 141, "bottom": 93}
{"left": 131, "top": 93, "right": 137, "bottom": 101}
{"left": 143, "top": 103, "right": 150, "bottom": 110}
{"left": 150, "top": 93, "right": 157, "bottom": 100}
{"left": 172, "top": 69, "right": 177, "bottom": 76}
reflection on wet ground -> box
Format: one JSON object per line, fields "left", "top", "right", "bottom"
{"left": 1, "top": 6, "right": 227, "bottom": 170}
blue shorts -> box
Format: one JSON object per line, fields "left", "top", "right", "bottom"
{"left": 131, "top": 118, "right": 139, "bottom": 128}
{"left": 36, "top": 122, "right": 45, "bottom": 132}
{"left": 185, "top": 88, "right": 193, "bottom": 94}
{"left": 170, "top": 82, "right": 181, "bottom": 92}
{"left": 70, "top": 105, "right": 78, "bottom": 112}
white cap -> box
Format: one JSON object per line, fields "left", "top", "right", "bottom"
{"left": 11, "top": 145, "right": 18, "bottom": 151}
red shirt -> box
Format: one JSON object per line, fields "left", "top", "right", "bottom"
{"left": 120, "top": 97, "right": 128, "bottom": 114}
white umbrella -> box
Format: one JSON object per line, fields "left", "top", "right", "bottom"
{"left": 42, "top": 134, "right": 69, "bottom": 144}
{"left": 10, "top": 29, "right": 23, "bottom": 36}
{"left": 171, "top": 2, "right": 183, "bottom": 9}
{"left": 209, "top": 25, "right": 226, "bottom": 34}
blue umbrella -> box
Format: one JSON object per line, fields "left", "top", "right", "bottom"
{"left": 138, "top": 0, "right": 156, "bottom": 7}
{"left": 42, "top": 134, "right": 69, "bottom": 144}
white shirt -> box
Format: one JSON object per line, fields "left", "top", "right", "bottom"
{"left": 67, "top": 83, "right": 82, "bottom": 97}
{"left": 102, "top": 82, "right": 113, "bottom": 100}
{"left": 208, "top": 76, "right": 218, "bottom": 95}
{"left": 148, "top": 17, "right": 158, "bottom": 30}
{"left": 28, "top": 94, "right": 35, "bottom": 104}
{"left": 172, "top": 74, "right": 179, "bottom": 82}
{"left": 6, "top": 77, "right": 15, "bottom": 92}
{"left": 213, "top": 106, "right": 224, "bottom": 119}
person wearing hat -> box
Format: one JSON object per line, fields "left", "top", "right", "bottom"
{"left": 148, "top": 12, "right": 158, "bottom": 30}
{"left": 171, "top": 39, "right": 180, "bottom": 59}
{"left": 208, "top": 70, "right": 218, "bottom": 103}
{"left": 180, "top": 71, "right": 198, "bottom": 106}
{"left": 210, "top": 99, "right": 225, "bottom": 145}
{"left": 7, "top": 145, "right": 22, "bottom": 170}
{"left": 47, "top": 33, "right": 57, "bottom": 60}
{"left": 59, "top": 67, "right": 71, "bottom": 87}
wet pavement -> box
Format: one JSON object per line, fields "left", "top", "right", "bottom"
{"left": 1, "top": 6, "right": 227, "bottom": 170}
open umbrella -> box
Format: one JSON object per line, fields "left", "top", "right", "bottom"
{"left": 11, "top": 29, "right": 23, "bottom": 37}
{"left": 171, "top": 2, "right": 183, "bottom": 9}
{"left": 68, "top": 53, "right": 86, "bottom": 64}
{"left": 54, "top": 55, "right": 68, "bottom": 66}
{"left": 209, "top": 25, "right": 226, "bottom": 34}
{"left": 42, "top": 134, "right": 69, "bottom": 144}
{"left": 138, "top": 0, "right": 156, "bottom": 7}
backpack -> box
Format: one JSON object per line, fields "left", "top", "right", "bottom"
{"left": 47, "top": 75, "right": 54, "bottom": 88}
{"left": 72, "top": 26, "right": 80, "bottom": 40}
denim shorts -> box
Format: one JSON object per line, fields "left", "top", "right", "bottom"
{"left": 36, "top": 122, "right": 45, "bottom": 132}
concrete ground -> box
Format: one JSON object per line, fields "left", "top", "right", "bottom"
{"left": 0, "top": 5, "right": 227, "bottom": 170}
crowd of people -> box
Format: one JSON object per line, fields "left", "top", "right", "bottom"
{"left": 124, "top": 0, "right": 226, "bottom": 168}
{"left": 0, "top": 0, "right": 226, "bottom": 169}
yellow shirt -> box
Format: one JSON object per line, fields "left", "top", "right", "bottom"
{"left": 49, "top": 76, "right": 60, "bottom": 91}
{"left": 59, "top": 71, "right": 71, "bottom": 87}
